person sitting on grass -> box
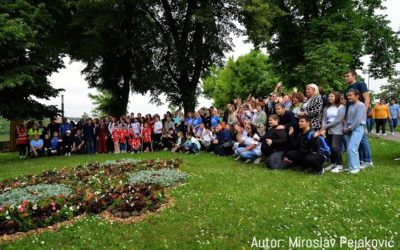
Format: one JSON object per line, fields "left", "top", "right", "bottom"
{"left": 183, "top": 132, "right": 201, "bottom": 154}
{"left": 171, "top": 131, "right": 185, "bottom": 153}
{"left": 72, "top": 129, "right": 86, "bottom": 154}
{"left": 62, "top": 130, "right": 73, "bottom": 156}
{"left": 49, "top": 131, "right": 62, "bottom": 156}
{"left": 194, "top": 122, "right": 212, "bottom": 149}
{"left": 234, "top": 124, "right": 262, "bottom": 164}
{"left": 260, "top": 114, "right": 288, "bottom": 168}
{"left": 283, "top": 115, "right": 325, "bottom": 175}
{"left": 161, "top": 128, "right": 177, "bottom": 150}
{"left": 206, "top": 124, "right": 231, "bottom": 156}
{"left": 30, "top": 134, "right": 44, "bottom": 158}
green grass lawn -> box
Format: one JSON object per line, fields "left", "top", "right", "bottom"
{"left": 0, "top": 137, "right": 399, "bottom": 249}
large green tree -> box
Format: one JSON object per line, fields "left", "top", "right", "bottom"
{"left": 144, "top": 0, "right": 242, "bottom": 113}
{"left": 0, "top": 0, "right": 64, "bottom": 150}
{"left": 0, "top": 0, "right": 63, "bottom": 120}
{"left": 379, "top": 73, "right": 400, "bottom": 99}
{"left": 241, "top": 0, "right": 400, "bottom": 91}
{"left": 203, "top": 50, "right": 279, "bottom": 108}
{"left": 66, "top": 0, "right": 160, "bottom": 118}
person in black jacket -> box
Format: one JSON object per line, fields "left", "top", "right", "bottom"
{"left": 62, "top": 130, "right": 74, "bottom": 156}
{"left": 261, "top": 114, "right": 288, "bottom": 157}
{"left": 274, "top": 103, "right": 297, "bottom": 133}
{"left": 283, "top": 115, "right": 325, "bottom": 175}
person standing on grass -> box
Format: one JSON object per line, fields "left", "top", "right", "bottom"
{"left": 283, "top": 116, "right": 325, "bottom": 175}
{"left": 321, "top": 92, "right": 346, "bottom": 173}
{"left": 300, "top": 84, "right": 323, "bottom": 130}
{"left": 388, "top": 98, "right": 400, "bottom": 135}
{"left": 96, "top": 119, "right": 107, "bottom": 154}
{"left": 83, "top": 118, "right": 95, "bottom": 154}
{"left": 16, "top": 123, "right": 29, "bottom": 158}
{"left": 153, "top": 115, "right": 163, "bottom": 150}
{"left": 344, "top": 89, "right": 367, "bottom": 174}
{"left": 344, "top": 70, "right": 373, "bottom": 168}
{"left": 112, "top": 124, "right": 121, "bottom": 154}
{"left": 372, "top": 98, "right": 391, "bottom": 136}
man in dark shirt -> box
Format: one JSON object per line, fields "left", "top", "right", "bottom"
{"left": 72, "top": 129, "right": 85, "bottom": 154}
{"left": 283, "top": 116, "right": 325, "bottom": 175}
{"left": 47, "top": 118, "right": 60, "bottom": 138}
{"left": 274, "top": 103, "right": 297, "bottom": 132}
{"left": 344, "top": 70, "right": 373, "bottom": 167}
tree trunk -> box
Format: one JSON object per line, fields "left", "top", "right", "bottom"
{"left": 9, "top": 119, "right": 18, "bottom": 152}
{"left": 181, "top": 83, "right": 197, "bottom": 114}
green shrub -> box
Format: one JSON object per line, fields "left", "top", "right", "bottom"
{"left": 128, "top": 169, "right": 188, "bottom": 187}
{"left": 0, "top": 184, "right": 72, "bottom": 206}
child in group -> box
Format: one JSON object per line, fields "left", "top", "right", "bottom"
{"left": 49, "top": 132, "right": 62, "bottom": 156}
{"left": 112, "top": 124, "right": 121, "bottom": 154}
{"left": 119, "top": 124, "right": 129, "bottom": 153}
{"left": 62, "top": 130, "right": 73, "bottom": 156}
{"left": 183, "top": 132, "right": 201, "bottom": 154}
{"left": 131, "top": 117, "right": 141, "bottom": 136}
{"left": 129, "top": 126, "right": 142, "bottom": 154}
{"left": 171, "top": 131, "right": 185, "bottom": 153}
{"left": 141, "top": 122, "right": 152, "bottom": 152}
{"left": 16, "top": 123, "right": 29, "bottom": 159}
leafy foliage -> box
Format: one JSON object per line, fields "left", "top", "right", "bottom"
{"left": 203, "top": 50, "right": 279, "bottom": 107}
{"left": 0, "top": 184, "right": 71, "bottom": 207}
{"left": 129, "top": 169, "right": 188, "bottom": 187}
{"left": 241, "top": 0, "right": 400, "bottom": 91}
{"left": 0, "top": 0, "right": 63, "bottom": 120}
{"left": 0, "top": 158, "right": 185, "bottom": 235}
{"left": 379, "top": 74, "right": 400, "bottom": 99}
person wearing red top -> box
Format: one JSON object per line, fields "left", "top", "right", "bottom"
{"left": 96, "top": 120, "right": 108, "bottom": 154}
{"left": 119, "top": 124, "right": 129, "bottom": 153}
{"left": 129, "top": 128, "right": 141, "bottom": 153}
{"left": 112, "top": 124, "right": 121, "bottom": 154}
{"left": 141, "top": 122, "right": 152, "bottom": 152}
{"left": 16, "top": 123, "right": 29, "bottom": 158}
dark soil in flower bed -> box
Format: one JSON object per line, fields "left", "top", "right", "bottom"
{"left": 0, "top": 159, "right": 186, "bottom": 236}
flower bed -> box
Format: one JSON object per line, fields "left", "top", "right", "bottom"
{"left": 0, "top": 159, "right": 186, "bottom": 236}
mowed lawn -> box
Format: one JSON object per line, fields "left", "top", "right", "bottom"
{"left": 0, "top": 137, "right": 399, "bottom": 249}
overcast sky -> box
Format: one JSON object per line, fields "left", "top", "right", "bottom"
{"left": 45, "top": 0, "right": 400, "bottom": 117}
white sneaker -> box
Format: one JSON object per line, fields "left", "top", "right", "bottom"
{"left": 324, "top": 164, "right": 336, "bottom": 171}
{"left": 392, "top": 132, "right": 395, "bottom": 135}
{"left": 376, "top": 133, "right": 380, "bottom": 136}
{"left": 383, "top": 133, "right": 387, "bottom": 136}
{"left": 253, "top": 157, "right": 262, "bottom": 164}
{"left": 360, "top": 162, "right": 373, "bottom": 169}
{"left": 234, "top": 155, "right": 241, "bottom": 161}
{"left": 244, "top": 159, "right": 252, "bottom": 163}
{"left": 349, "top": 169, "right": 360, "bottom": 174}
{"left": 331, "top": 166, "right": 343, "bottom": 173}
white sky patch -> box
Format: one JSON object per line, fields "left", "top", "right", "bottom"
{"left": 43, "top": 0, "right": 400, "bottom": 117}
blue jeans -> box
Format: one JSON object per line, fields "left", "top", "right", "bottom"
{"left": 346, "top": 125, "right": 365, "bottom": 171}
{"left": 389, "top": 118, "right": 398, "bottom": 133}
{"left": 235, "top": 147, "right": 259, "bottom": 160}
{"left": 366, "top": 118, "right": 374, "bottom": 133}
{"left": 184, "top": 143, "right": 199, "bottom": 153}
{"left": 86, "top": 140, "right": 95, "bottom": 154}
{"left": 360, "top": 133, "right": 372, "bottom": 163}
{"left": 120, "top": 143, "right": 127, "bottom": 151}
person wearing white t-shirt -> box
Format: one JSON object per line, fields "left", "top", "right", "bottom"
{"left": 234, "top": 124, "right": 262, "bottom": 163}
{"left": 153, "top": 115, "right": 163, "bottom": 150}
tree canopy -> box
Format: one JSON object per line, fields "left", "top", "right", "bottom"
{"left": 0, "top": 0, "right": 63, "bottom": 120}
{"left": 242, "top": 0, "right": 400, "bottom": 91}
{"left": 203, "top": 50, "right": 279, "bottom": 108}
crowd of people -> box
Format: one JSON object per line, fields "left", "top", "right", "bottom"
{"left": 15, "top": 70, "right": 399, "bottom": 175}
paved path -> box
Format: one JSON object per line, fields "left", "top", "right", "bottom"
{"left": 367, "top": 132, "right": 400, "bottom": 143}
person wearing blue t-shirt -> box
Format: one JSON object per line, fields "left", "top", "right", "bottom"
{"left": 344, "top": 70, "right": 373, "bottom": 168}
{"left": 191, "top": 112, "right": 203, "bottom": 132}
{"left": 60, "top": 118, "right": 72, "bottom": 137}
{"left": 210, "top": 109, "right": 220, "bottom": 128}
{"left": 388, "top": 98, "right": 400, "bottom": 135}
{"left": 30, "top": 134, "right": 44, "bottom": 157}
{"left": 185, "top": 112, "right": 193, "bottom": 129}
